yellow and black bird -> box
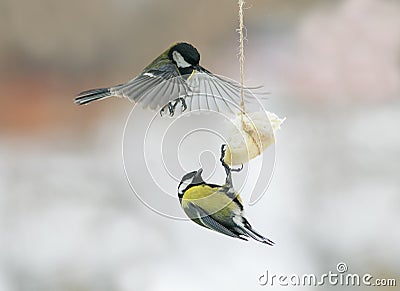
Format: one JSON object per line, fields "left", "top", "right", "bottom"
{"left": 75, "top": 42, "right": 258, "bottom": 116}
{"left": 178, "top": 145, "right": 274, "bottom": 245}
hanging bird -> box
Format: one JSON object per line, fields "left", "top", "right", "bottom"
{"left": 177, "top": 144, "right": 274, "bottom": 245}
{"left": 74, "top": 42, "right": 259, "bottom": 116}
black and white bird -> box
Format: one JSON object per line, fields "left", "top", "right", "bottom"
{"left": 74, "top": 42, "right": 260, "bottom": 116}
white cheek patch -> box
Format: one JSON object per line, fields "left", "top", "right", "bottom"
{"left": 178, "top": 179, "right": 191, "bottom": 194}
{"left": 172, "top": 51, "right": 192, "bottom": 68}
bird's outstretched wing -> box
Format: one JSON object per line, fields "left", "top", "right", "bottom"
{"left": 110, "top": 63, "right": 191, "bottom": 111}
{"left": 183, "top": 67, "right": 267, "bottom": 114}
{"left": 75, "top": 64, "right": 266, "bottom": 115}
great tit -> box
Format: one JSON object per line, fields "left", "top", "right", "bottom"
{"left": 178, "top": 144, "right": 274, "bottom": 245}
{"left": 74, "top": 42, "right": 258, "bottom": 116}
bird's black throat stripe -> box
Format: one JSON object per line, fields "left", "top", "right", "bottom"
{"left": 178, "top": 66, "right": 194, "bottom": 77}
{"left": 232, "top": 196, "right": 244, "bottom": 211}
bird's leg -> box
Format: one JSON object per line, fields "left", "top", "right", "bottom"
{"left": 220, "top": 144, "right": 231, "bottom": 177}
{"left": 168, "top": 102, "right": 175, "bottom": 116}
{"left": 160, "top": 103, "right": 173, "bottom": 117}
{"left": 160, "top": 102, "right": 175, "bottom": 117}
{"left": 160, "top": 106, "right": 167, "bottom": 117}
{"left": 179, "top": 97, "right": 187, "bottom": 112}
{"left": 220, "top": 144, "right": 243, "bottom": 187}
{"left": 171, "top": 97, "right": 187, "bottom": 113}
{"left": 159, "top": 98, "right": 187, "bottom": 117}
{"left": 220, "top": 144, "right": 243, "bottom": 172}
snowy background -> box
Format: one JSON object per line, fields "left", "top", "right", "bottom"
{"left": 1, "top": 0, "right": 399, "bottom": 290}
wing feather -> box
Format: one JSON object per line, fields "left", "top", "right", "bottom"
{"left": 186, "top": 202, "right": 246, "bottom": 240}
{"left": 106, "top": 63, "right": 266, "bottom": 114}
{"left": 111, "top": 64, "right": 190, "bottom": 110}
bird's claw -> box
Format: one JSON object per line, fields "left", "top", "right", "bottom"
{"left": 160, "top": 106, "right": 167, "bottom": 116}
{"left": 220, "top": 144, "right": 227, "bottom": 163}
{"left": 220, "top": 144, "right": 243, "bottom": 173}
{"left": 160, "top": 98, "right": 187, "bottom": 117}
{"left": 160, "top": 102, "right": 175, "bottom": 117}
{"left": 231, "top": 163, "right": 243, "bottom": 172}
{"left": 180, "top": 98, "right": 187, "bottom": 112}
{"left": 168, "top": 103, "right": 175, "bottom": 116}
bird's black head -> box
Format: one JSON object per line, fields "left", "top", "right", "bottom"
{"left": 168, "top": 42, "right": 200, "bottom": 69}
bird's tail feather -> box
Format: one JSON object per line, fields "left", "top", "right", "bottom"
{"left": 243, "top": 226, "right": 274, "bottom": 246}
{"left": 74, "top": 88, "right": 112, "bottom": 105}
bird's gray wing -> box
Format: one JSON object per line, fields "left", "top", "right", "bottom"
{"left": 108, "top": 64, "right": 266, "bottom": 115}
{"left": 186, "top": 68, "right": 268, "bottom": 114}
{"left": 110, "top": 63, "right": 191, "bottom": 110}
{"left": 186, "top": 202, "right": 247, "bottom": 240}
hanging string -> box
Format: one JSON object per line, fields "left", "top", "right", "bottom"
{"left": 238, "top": 0, "right": 246, "bottom": 115}
{"left": 237, "top": 0, "right": 263, "bottom": 155}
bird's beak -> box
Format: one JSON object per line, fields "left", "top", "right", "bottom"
{"left": 196, "top": 168, "right": 203, "bottom": 176}
{"left": 193, "top": 168, "right": 204, "bottom": 183}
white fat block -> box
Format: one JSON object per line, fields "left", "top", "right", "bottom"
{"left": 224, "top": 111, "right": 285, "bottom": 165}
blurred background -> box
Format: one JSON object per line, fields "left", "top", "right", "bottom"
{"left": 1, "top": 0, "right": 400, "bottom": 290}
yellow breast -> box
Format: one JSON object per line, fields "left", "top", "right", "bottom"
{"left": 182, "top": 184, "right": 241, "bottom": 217}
